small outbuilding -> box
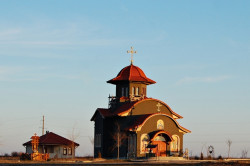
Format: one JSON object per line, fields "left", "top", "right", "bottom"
{"left": 23, "top": 131, "right": 79, "bottom": 159}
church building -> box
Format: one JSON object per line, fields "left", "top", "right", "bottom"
{"left": 91, "top": 47, "right": 190, "bottom": 158}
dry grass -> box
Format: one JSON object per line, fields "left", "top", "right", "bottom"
{"left": 1, "top": 157, "right": 250, "bottom": 166}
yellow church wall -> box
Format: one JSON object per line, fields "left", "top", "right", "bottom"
{"left": 136, "top": 114, "right": 183, "bottom": 158}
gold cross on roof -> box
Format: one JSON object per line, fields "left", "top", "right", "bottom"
{"left": 156, "top": 102, "right": 162, "bottom": 112}
{"left": 127, "top": 46, "right": 137, "bottom": 64}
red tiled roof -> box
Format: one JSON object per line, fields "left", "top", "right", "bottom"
{"left": 112, "top": 98, "right": 183, "bottom": 119}
{"left": 113, "top": 101, "right": 138, "bottom": 115}
{"left": 23, "top": 132, "right": 79, "bottom": 146}
{"left": 107, "top": 64, "right": 156, "bottom": 85}
{"left": 179, "top": 125, "right": 191, "bottom": 133}
{"left": 90, "top": 108, "right": 113, "bottom": 121}
{"left": 98, "top": 108, "right": 113, "bottom": 118}
{"left": 124, "top": 114, "right": 152, "bottom": 131}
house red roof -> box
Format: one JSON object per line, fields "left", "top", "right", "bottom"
{"left": 23, "top": 132, "right": 79, "bottom": 146}
{"left": 107, "top": 64, "right": 156, "bottom": 85}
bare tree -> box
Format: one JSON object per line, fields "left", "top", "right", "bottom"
{"left": 88, "top": 136, "right": 94, "bottom": 157}
{"left": 226, "top": 139, "right": 232, "bottom": 159}
{"left": 88, "top": 136, "right": 94, "bottom": 145}
{"left": 111, "top": 122, "right": 127, "bottom": 160}
{"left": 68, "top": 125, "right": 80, "bottom": 159}
{"left": 241, "top": 149, "right": 248, "bottom": 158}
{"left": 200, "top": 143, "right": 207, "bottom": 156}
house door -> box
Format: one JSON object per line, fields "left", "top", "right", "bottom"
{"left": 152, "top": 141, "right": 167, "bottom": 157}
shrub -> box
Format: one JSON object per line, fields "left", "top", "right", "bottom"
{"left": 20, "top": 153, "right": 31, "bottom": 160}
{"left": 207, "top": 155, "right": 212, "bottom": 160}
{"left": 4, "top": 153, "right": 10, "bottom": 157}
{"left": 11, "top": 151, "right": 19, "bottom": 157}
{"left": 218, "top": 155, "right": 223, "bottom": 160}
{"left": 200, "top": 152, "right": 204, "bottom": 160}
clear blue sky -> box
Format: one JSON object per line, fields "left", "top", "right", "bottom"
{"left": 0, "top": 0, "right": 250, "bottom": 157}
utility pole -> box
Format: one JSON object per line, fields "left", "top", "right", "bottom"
{"left": 42, "top": 115, "right": 45, "bottom": 135}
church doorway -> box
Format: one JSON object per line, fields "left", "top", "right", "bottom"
{"left": 151, "top": 140, "right": 166, "bottom": 156}
{"left": 150, "top": 131, "right": 172, "bottom": 157}
{"left": 151, "top": 135, "right": 167, "bottom": 156}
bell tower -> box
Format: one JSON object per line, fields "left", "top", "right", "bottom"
{"left": 107, "top": 47, "right": 156, "bottom": 106}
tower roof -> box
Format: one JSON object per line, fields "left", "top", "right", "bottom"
{"left": 107, "top": 64, "right": 156, "bottom": 85}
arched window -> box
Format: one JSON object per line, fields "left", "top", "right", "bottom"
{"left": 157, "top": 119, "right": 164, "bottom": 130}
{"left": 171, "top": 135, "right": 180, "bottom": 152}
{"left": 121, "top": 87, "right": 124, "bottom": 96}
{"left": 143, "top": 87, "right": 146, "bottom": 96}
{"left": 132, "top": 87, "right": 135, "bottom": 96}
{"left": 140, "top": 134, "right": 149, "bottom": 154}
{"left": 154, "top": 135, "right": 166, "bottom": 141}
{"left": 125, "top": 87, "right": 128, "bottom": 97}
{"left": 135, "top": 87, "right": 139, "bottom": 96}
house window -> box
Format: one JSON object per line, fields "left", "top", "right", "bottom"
{"left": 63, "top": 147, "right": 67, "bottom": 155}
{"left": 157, "top": 119, "right": 164, "bottom": 130}
{"left": 68, "top": 148, "right": 72, "bottom": 155}
{"left": 95, "top": 134, "right": 102, "bottom": 148}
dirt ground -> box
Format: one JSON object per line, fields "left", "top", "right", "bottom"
{"left": 1, "top": 158, "right": 250, "bottom": 166}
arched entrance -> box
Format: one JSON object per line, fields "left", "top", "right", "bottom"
{"left": 150, "top": 131, "right": 172, "bottom": 157}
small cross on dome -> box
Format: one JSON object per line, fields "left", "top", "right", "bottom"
{"left": 127, "top": 46, "right": 137, "bottom": 64}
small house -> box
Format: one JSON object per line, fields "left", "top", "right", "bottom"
{"left": 23, "top": 131, "right": 79, "bottom": 159}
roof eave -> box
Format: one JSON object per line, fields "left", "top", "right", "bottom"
{"left": 107, "top": 79, "right": 156, "bottom": 85}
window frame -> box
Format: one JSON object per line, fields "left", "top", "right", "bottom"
{"left": 132, "top": 87, "right": 135, "bottom": 96}
{"left": 121, "top": 87, "right": 124, "bottom": 97}
{"left": 63, "top": 147, "right": 67, "bottom": 155}
{"left": 68, "top": 147, "right": 72, "bottom": 155}
{"left": 135, "top": 87, "right": 139, "bottom": 96}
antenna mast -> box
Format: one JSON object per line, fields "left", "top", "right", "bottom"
{"left": 42, "top": 115, "right": 45, "bottom": 135}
